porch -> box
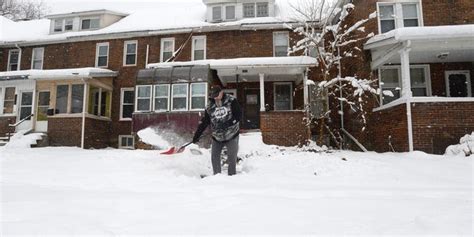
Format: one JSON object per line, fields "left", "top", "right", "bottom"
{"left": 365, "top": 25, "right": 474, "bottom": 153}
{"left": 141, "top": 56, "right": 317, "bottom": 146}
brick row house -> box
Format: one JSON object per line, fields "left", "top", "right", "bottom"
{"left": 0, "top": 0, "right": 472, "bottom": 154}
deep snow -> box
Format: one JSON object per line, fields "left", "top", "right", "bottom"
{"left": 0, "top": 132, "right": 472, "bottom": 236}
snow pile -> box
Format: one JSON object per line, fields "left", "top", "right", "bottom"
{"left": 3, "top": 130, "right": 44, "bottom": 149}
{"left": 136, "top": 127, "right": 171, "bottom": 149}
{"left": 445, "top": 132, "right": 474, "bottom": 156}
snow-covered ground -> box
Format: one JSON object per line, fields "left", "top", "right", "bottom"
{"left": 1, "top": 132, "right": 472, "bottom": 236}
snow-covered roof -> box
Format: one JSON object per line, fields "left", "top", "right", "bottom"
{"left": 147, "top": 56, "right": 317, "bottom": 69}
{"left": 0, "top": 67, "right": 117, "bottom": 80}
{"left": 365, "top": 24, "right": 474, "bottom": 49}
{"left": 45, "top": 9, "right": 129, "bottom": 18}
{"left": 0, "top": 0, "right": 300, "bottom": 46}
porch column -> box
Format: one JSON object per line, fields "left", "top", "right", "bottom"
{"left": 303, "top": 69, "right": 309, "bottom": 107}
{"left": 399, "top": 41, "right": 414, "bottom": 152}
{"left": 81, "top": 81, "right": 88, "bottom": 149}
{"left": 259, "top": 73, "right": 265, "bottom": 112}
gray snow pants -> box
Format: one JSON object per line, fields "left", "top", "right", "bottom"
{"left": 211, "top": 135, "right": 239, "bottom": 175}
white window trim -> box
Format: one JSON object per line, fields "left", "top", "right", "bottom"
{"left": 81, "top": 17, "right": 100, "bottom": 30}
{"left": 123, "top": 40, "right": 138, "bottom": 66}
{"left": 7, "top": 49, "right": 21, "bottom": 71}
{"left": 55, "top": 83, "right": 85, "bottom": 114}
{"left": 191, "top": 35, "right": 207, "bottom": 61}
{"left": 17, "top": 90, "right": 34, "bottom": 121}
{"left": 31, "top": 47, "right": 44, "bottom": 70}
{"left": 53, "top": 19, "right": 64, "bottom": 32}
{"left": 256, "top": 2, "right": 269, "bottom": 17}
{"left": 153, "top": 84, "right": 170, "bottom": 112}
{"left": 378, "top": 64, "right": 432, "bottom": 104}
{"left": 190, "top": 82, "right": 208, "bottom": 111}
{"left": 224, "top": 4, "right": 236, "bottom": 20}
{"left": 376, "top": 1, "right": 423, "bottom": 34}
{"left": 120, "top": 87, "right": 134, "bottom": 121}
{"left": 171, "top": 84, "right": 189, "bottom": 111}
{"left": 1, "top": 86, "right": 16, "bottom": 116}
{"left": 135, "top": 85, "right": 152, "bottom": 112}
{"left": 64, "top": 18, "right": 74, "bottom": 31}
{"left": 118, "top": 135, "right": 135, "bottom": 149}
{"left": 160, "top": 38, "right": 175, "bottom": 62}
{"left": 273, "top": 31, "right": 289, "bottom": 57}
{"left": 95, "top": 42, "right": 109, "bottom": 68}
{"left": 273, "top": 82, "right": 293, "bottom": 111}
{"left": 212, "top": 5, "right": 222, "bottom": 21}
{"left": 445, "top": 70, "right": 472, "bottom": 97}
{"left": 243, "top": 3, "right": 256, "bottom": 18}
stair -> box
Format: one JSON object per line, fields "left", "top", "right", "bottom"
{"left": 0, "top": 133, "right": 14, "bottom": 147}
{"left": 0, "top": 131, "right": 49, "bottom": 148}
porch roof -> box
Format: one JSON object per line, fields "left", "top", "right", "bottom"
{"left": 0, "top": 67, "right": 118, "bottom": 81}
{"left": 364, "top": 25, "right": 474, "bottom": 69}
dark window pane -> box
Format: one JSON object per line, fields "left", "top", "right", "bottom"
{"left": 257, "top": 2, "right": 268, "bottom": 17}
{"left": 137, "top": 99, "right": 150, "bottom": 111}
{"left": 191, "top": 97, "right": 205, "bottom": 109}
{"left": 275, "top": 46, "right": 288, "bottom": 57}
{"left": 20, "top": 107, "right": 32, "bottom": 120}
{"left": 412, "top": 88, "right": 427, "bottom": 96}
{"left": 173, "top": 98, "right": 186, "bottom": 110}
{"left": 126, "top": 55, "right": 136, "bottom": 65}
{"left": 71, "top": 84, "right": 84, "bottom": 113}
{"left": 381, "top": 20, "right": 395, "bottom": 33}
{"left": 98, "top": 56, "right": 107, "bottom": 67}
{"left": 38, "top": 92, "right": 50, "bottom": 106}
{"left": 194, "top": 50, "right": 204, "bottom": 60}
{"left": 383, "top": 89, "right": 400, "bottom": 104}
{"left": 162, "top": 52, "right": 173, "bottom": 62}
{"left": 243, "top": 3, "right": 255, "bottom": 17}
{"left": 56, "top": 85, "right": 69, "bottom": 113}
{"left": 21, "top": 92, "right": 33, "bottom": 106}
{"left": 124, "top": 91, "right": 134, "bottom": 103}
{"left": 403, "top": 19, "right": 418, "bottom": 27}
{"left": 123, "top": 105, "right": 134, "bottom": 118}
{"left": 154, "top": 98, "right": 168, "bottom": 111}
{"left": 100, "top": 91, "right": 107, "bottom": 116}
{"left": 81, "top": 19, "right": 90, "bottom": 29}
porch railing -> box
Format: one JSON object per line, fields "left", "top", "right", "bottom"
{"left": 7, "top": 114, "right": 34, "bottom": 141}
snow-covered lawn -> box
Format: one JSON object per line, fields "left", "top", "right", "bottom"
{"left": 1, "top": 133, "right": 472, "bottom": 236}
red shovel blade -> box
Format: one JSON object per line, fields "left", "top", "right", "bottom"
{"left": 160, "top": 147, "right": 176, "bottom": 155}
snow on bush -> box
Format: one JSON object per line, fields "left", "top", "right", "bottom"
{"left": 445, "top": 132, "right": 474, "bottom": 156}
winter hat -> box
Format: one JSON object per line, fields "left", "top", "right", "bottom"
{"left": 209, "top": 85, "right": 222, "bottom": 98}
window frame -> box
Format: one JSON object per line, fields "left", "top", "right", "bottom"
{"left": 190, "top": 82, "right": 208, "bottom": 111}
{"left": 81, "top": 17, "right": 100, "bottom": 30}
{"left": 7, "top": 49, "right": 21, "bottom": 71}
{"left": 135, "top": 85, "right": 152, "bottom": 112}
{"left": 273, "top": 82, "right": 293, "bottom": 111}
{"left": 171, "top": 83, "right": 189, "bottom": 111}
{"left": 153, "top": 84, "right": 170, "bottom": 112}
{"left": 212, "top": 5, "right": 222, "bottom": 21}
{"left": 118, "top": 135, "right": 135, "bottom": 149}
{"left": 95, "top": 42, "right": 109, "bottom": 68}
{"left": 445, "top": 70, "right": 472, "bottom": 97}
{"left": 243, "top": 3, "right": 256, "bottom": 18}
{"left": 1, "top": 87, "right": 16, "bottom": 115}
{"left": 160, "top": 38, "right": 175, "bottom": 62}
{"left": 191, "top": 35, "right": 207, "bottom": 61}
{"left": 256, "top": 2, "right": 269, "bottom": 17}
{"left": 225, "top": 5, "right": 236, "bottom": 20}
{"left": 55, "top": 83, "right": 85, "bottom": 114}
{"left": 120, "top": 87, "right": 135, "bottom": 121}
{"left": 123, "top": 40, "right": 138, "bottom": 66}
{"left": 376, "top": 1, "right": 423, "bottom": 34}
{"left": 31, "top": 47, "right": 44, "bottom": 70}
{"left": 64, "top": 18, "right": 74, "bottom": 31}
{"left": 273, "top": 31, "right": 289, "bottom": 57}
{"left": 53, "top": 19, "right": 64, "bottom": 32}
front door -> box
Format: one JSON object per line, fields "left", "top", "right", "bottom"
{"left": 446, "top": 71, "right": 472, "bottom": 97}
{"left": 16, "top": 91, "right": 33, "bottom": 131}
{"left": 242, "top": 88, "right": 260, "bottom": 129}
{"left": 35, "top": 91, "right": 50, "bottom": 132}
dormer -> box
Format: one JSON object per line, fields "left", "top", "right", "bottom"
{"left": 203, "top": 0, "right": 275, "bottom": 23}
{"left": 46, "top": 9, "right": 128, "bottom": 34}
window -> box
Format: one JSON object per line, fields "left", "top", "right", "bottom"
{"left": 257, "top": 2, "right": 269, "bottom": 17}
{"left": 71, "top": 84, "right": 84, "bottom": 113}
{"left": 154, "top": 84, "right": 170, "bottom": 111}
{"left": 65, "top": 18, "right": 74, "bottom": 31}
{"left": 212, "top": 6, "right": 222, "bottom": 21}
{"left": 192, "top": 36, "right": 206, "bottom": 61}
{"left": 119, "top": 135, "right": 134, "bottom": 149}
{"left": 81, "top": 18, "right": 100, "bottom": 30}
{"left": 379, "top": 65, "right": 431, "bottom": 104}
{"left": 19, "top": 92, "right": 33, "bottom": 120}
{"left": 446, "top": 71, "right": 472, "bottom": 97}
{"left": 37, "top": 91, "right": 50, "bottom": 121}
{"left": 123, "top": 40, "right": 137, "bottom": 66}
{"left": 88, "top": 86, "right": 111, "bottom": 117}
{"left": 273, "top": 32, "right": 289, "bottom": 57}
{"left": 377, "top": 2, "right": 421, "bottom": 34}
{"left": 171, "top": 84, "right": 188, "bottom": 111}
{"left": 160, "top": 38, "right": 175, "bottom": 62}
{"left": 8, "top": 49, "right": 20, "bottom": 71}
{"left": 3, "top": 87, "right": 15, "bottom": 114}
{"left": 31, "top": 47, "right": 44, "bottom": 69}
{"left": 136, "top": 85, "right": 152, "bottom": 112}
{"left": 54, "top": 19, "right": 63, "bottom": 32}
{"left": 274, "top": 83, "right": 292, "bottom": 110}
{"left": 56, "top": 85, "right": 69, "bottom": 114}
{"left": 225, "top": 5, "right": 235, "bottom": 20}
{"left": 243, "top": 3, "right": 255, "bottom": 18}
{"left": 120, "top": 88, "right": 134, "bottom": 120}
{"left": 190, "top": 83, "right": 207, "bottom": 110}
{"left": 95, "top": 42, "right": 109, "bottom": 67}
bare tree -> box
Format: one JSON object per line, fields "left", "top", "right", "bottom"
{"left": 286, "top": 0, "right": 379, "bottom": 148}
{"left": 1, "top": 0, "right": 48, "bottom": 21}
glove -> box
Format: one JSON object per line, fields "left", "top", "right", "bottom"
{"left": 192, "top": 134, "right": 200, "bottom": 144}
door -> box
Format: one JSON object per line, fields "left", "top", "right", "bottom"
{"left": 446, "top": 71, "right": 471, "bottom": 97}
{"left": 16, "top": 91, "right": 34, "bottom": 131}
{"left": 35, "top": 91, "right": 50, "bottom": 132}
{"left": 242, "top": 88, "right": 260, "bottom": 129}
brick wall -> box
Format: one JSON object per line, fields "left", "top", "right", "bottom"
{"left": 84, "top": 117, "right": 111, "bottom": 149}
{"left": 412, "top": 102, "right": 474, "bottom": 154}
{"left": 48, "top": 116, "right": 111, "bottom": 148}
{"left": 0, "top": 116, "right": 16, "bottom": 137}
{"left": 429, "top": 62, "right": 474, "bottom": 96}
{"left": 368, "top": 104, "right": 409, "bottom": 152}
{"left": 260, "top": 111, "right": 310, "bottom": 146}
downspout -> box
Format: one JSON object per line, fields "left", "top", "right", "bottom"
{"left": 400, "top": 40, "right": 414, "bottom": 152}
{"left": 145, "top": 44, "right": 150, "bottom": 66}
{"left": 14, "top": 44, "right": 22, "bottom": 70}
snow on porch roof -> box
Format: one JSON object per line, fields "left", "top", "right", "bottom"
{"left": 365, "top": 24, "right": 474, "bottom": 49}
{"left": 0, "top": 67, "right": 117, "bottom": 80}
{"left": 146, "top": 56, "right": 317, "bottom": 69}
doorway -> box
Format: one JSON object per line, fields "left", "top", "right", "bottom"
{"left": 242, "top": 88, "right": 260, "bottom": 129}
{"left": 35, "top": 91, "right": 50, "bottom": 132}
{"left": 16, "top": 91, "right": 33, "bottom": 131}
{"left": 445, "top": 70, "right": 471, "bottom": 97}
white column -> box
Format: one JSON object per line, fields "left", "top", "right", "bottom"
{"left": 259, "top": 73, "right": 265, "bottom": 112}
{"left": 399, "top": 41, "right": 414, "bottom": 152}
{"left": 303, "top": 69, "right": 309, "bottom": 107}
{"left": 81, "top": 81, "right": 88, "bottom": 149}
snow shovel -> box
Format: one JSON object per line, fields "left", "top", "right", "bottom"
{"left": 160, "top": 141, "right": 193, "bottom": 155}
